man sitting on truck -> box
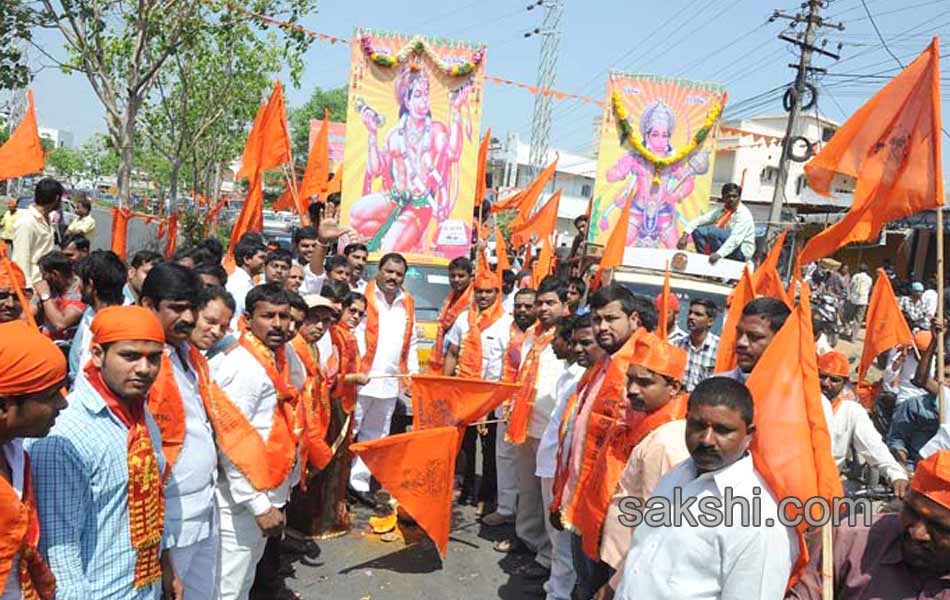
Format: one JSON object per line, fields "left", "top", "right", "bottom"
{"left": 677, "top": 182, "right": 755, "bottom": 265}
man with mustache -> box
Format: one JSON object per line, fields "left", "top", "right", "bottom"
{"left": 343, "top": 243, "right": 369, "bottom": 292}
{"left": 212, "top": 283, "right": 302, "bottom": 599}
{"left": 720, "top": 296, "right": 792, "bottom": 383}
{"left": 348, "top": 253, "right": 418, "bottom": 507}
{"left": 614, "top": 376, "right": 798, "bottom": 599}
{"left": 789, "top": 449, "right": 950, "bottom": 599}
{"left": 141, "top": 263, "right": 219, "bottom": 599}
{"left": 551, "top": 285, "right": 657, "bottom": 599}
{"left": 0, "top": 261, "right": 27, "bottom": 324}
{"left": 29, "top": 306, "right": 180, "bottom": 599}
{"left": 0, "top": 320, "right": 68, "bottom": 600}
{"left": 428, "top": 256, "right": 474, "bottom": 375}
{"left": 190, "top": 287, "right": 236, "bottom": 358}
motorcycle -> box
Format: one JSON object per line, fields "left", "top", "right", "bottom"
{"left": 813, "top": 292, "right": 841, "bottom": 348}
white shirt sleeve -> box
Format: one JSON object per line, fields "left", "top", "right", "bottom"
{"left": 847, "top": 402, "right": 908, "bottom": 483}
{"left": 445, "top": 313, "right": 467, "bottom": 348}
{"left": 684, "top": 207, "right": 720, "bottom": 234}
{"left": 716, "top": 207, "right": 755, "bottom": 259}
{"left": 407, "top": 311, "right": 420, "bottom": 375}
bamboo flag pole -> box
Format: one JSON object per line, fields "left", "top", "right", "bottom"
{"left": 822, "top": 521, "right": 834, "bottom": 598}
{"left": 937, "top": 207, "right": 945, "bottom": 425}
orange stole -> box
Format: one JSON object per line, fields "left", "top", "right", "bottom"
{"left": 502, "top": 325, "right": 529, "bottom": 383}
{"left": 299, "top": 356, "right": 333, "bottom": 474}
{"left": 291, "top": 334, "right": 318, "bottom": 377}
{"left": 505, "top": 323, "right": 557, "bottom": 445}
{"left": 329, "top": 324, "right": 361, "bottom": 414}
{"left": 427, "top": 284, "right": 473, "bottom": 373}
{"left": 550, "top": 362, "right": 602, "bottom": 514}
{"left": 0, "top": 454, "right": 56, "bottom": 600}
{"left": 574, "top": 394, "right": 688, "bottom": 559}
{"left": 715, "top": 207, "right": 736, "bottom": 229}
{"left": 457, "top": 299, "right": 506, "bottom": 378}
{"left": 361, "top": 280, "right": 415, "bottom": 374}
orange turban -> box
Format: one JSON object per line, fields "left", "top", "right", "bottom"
{"left": 910, "top": 450, "right": 950, "bottom": 510}
{"left": 91, "top": 305, "right": 165, "bottom": 345}
{"left": 914, "top": 331, "right": 934, "bottom": 351}
{"left": 630, "top": 332, "right": 688, "bottom": 382}
{"left": 0, "top": 261, "right": 25, "bottom": 291}
{"left": 0, "top": 320, "right": 67, "bottom": 395}
{"left": 474, "top": 248, "right": 500, "bottom": 289}
{"left": 817, "top": 351, "right": 850, "bottom": 378}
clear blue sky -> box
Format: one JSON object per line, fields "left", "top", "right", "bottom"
{"left": 25, "top": 0, "right": 950, "bottom": 165}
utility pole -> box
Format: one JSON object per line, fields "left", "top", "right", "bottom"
{"left": 525, "top": 0, "right": 564, "bottom": 181}
{"left": 768, "top": 1, "right": 843, "bottom": 236}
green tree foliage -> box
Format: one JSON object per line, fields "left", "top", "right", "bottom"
{"left": 0, "top": 1, "right": 31, "bottom": 90}
{"left": 288, "top": 86, "right": 348, "bottom": 160}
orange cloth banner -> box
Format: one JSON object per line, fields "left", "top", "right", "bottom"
{"left": 111, "top": 207, "right": 131, "bottom": 260}
{"left": 799, "top": 39, "right": 943, "bottom": 264}
{"left": 590, "top": 192, "right": 633, "bottom": 291}
{"left": 504, "top": 159, "right": 559, "bottom": 225}
{"left": 753, "top": 228, "right": 791, "bottom": 306}
{"left": 0, "top": 91, "right": 44, "bottom": 181}
{"left": 494, "top": 224, "right": 511, "bottom": 274}
{"left": 657, "top": 262, "right": 672, "bottom": 339}
{"left": 351, "top": 426, "right": 461, "bottom": 557}
{"left": 858, "top": 269, "right": 913, "bottom": 381}
{"left": 510, "top": 190, "right": 561, "bottom": 248}
{"left": 410, "top": 374, "right": 519, "bottom": 429}
{"left": 714, "top": 266, "right": 755, "bottom": 373}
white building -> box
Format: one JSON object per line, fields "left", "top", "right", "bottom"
{"left": 37, "top": 127, "right": 74, "bottom": 149}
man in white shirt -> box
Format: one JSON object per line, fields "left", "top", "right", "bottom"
{"left": 11, "top": 178, "right": 61, "bottom": 288}
{"left": 922, "top": 278, "right": 939, "bottom": 321}
{"left": 123, "top": 249, "right": 163, "bottom": 305}
{"left": 141, "top": 263, "right": 219, "bottom": 600}
{"left": 349, "top": 253, "right": 419, "bottom": 506}
{"left": 342, "top": 242, "right": 369, "bottom": 293}
{"left": 213, "top": 283, "right": 302, "bottom": 600}
{"left": 225, "top": 236, "right": 267, "bottom": 329}
{"left": 817, "top": 351, "right": 909, "bottom": 498}
{"left": 614, "top": 377, "right": 798, "bottom": 599}
{"left": 678, "top": 182, "right": 755, "bottom": 264}
{"left": 845, "top": 264, "right": 873, "bottom": 335}
{"left": 64, "top": 194, "right": 95, "bottom": 241}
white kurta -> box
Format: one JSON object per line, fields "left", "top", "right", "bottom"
{"left": 354, "top": 286, "right": 419, "bottom": 399}
{"left": 444, "top": 310, "right": 513, "bottom": 381}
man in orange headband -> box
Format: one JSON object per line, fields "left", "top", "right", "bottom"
{"left": 0, "top": 321, "right": 67, "bottom": 600}
{"left": 790, "top": 449, "right": 950, "bottom": 599}
{"left": 0, "top": 260, "right": 27, "bottom": 323}
{"left": 28, "top": 305, "right": 181, "bottom": 599}
{"left": 598, "top": 333, "right": 691, "bottom": 592}
{"left": 817, "top": 351, "right": 908, "bottom": 499}
{"left": 442, "top": 258, "right": 511, "bottom": 508}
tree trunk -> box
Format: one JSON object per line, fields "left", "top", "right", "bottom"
{"left": 115, "top": 95, "right": 143, "bottom": 209}
{"left": 168, "top": 161, "right": 181, "bottom": 213}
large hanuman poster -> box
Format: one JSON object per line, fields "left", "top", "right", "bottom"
{"left": 340, "top": 30, "right": 487, "bottom": 263}
{"left": 590, "top": 72, "right": 726, "bottom": 249}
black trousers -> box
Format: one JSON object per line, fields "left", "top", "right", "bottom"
{"left": 459, "top": 422, "right": 497, "bottom": 502}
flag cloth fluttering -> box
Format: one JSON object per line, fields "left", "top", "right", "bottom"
{"left": 0, "top": 91, "right": 44, "bottom": 180}
{"left": 492, "top": 158, "right": 558, "bottom": 219}
{"left": 753, "top": 228, "right": 791, "bottom": 306}
{"left": 474, "top": 129, "right": 491, "bottom": 210}
{"left": 799, "top": 38, "right": 943, "bottom": 264}
{"left": 494, "top": 224, "right": 511, "bottom": 274}
{"left": 410, "top": 374, "right": 519, "bottom": 430}
{"left": 350, "top": 426, "right": 461, "bottom": 557}
{"left": 590, "top": 193, "right": 633, "bottom": 291}
{"left": 510, "top": 189, "right": 561, "bottom": 248}
{"left": 714, "top": 266, "right": 756, "bottom": 373}
{"left": 657, "top": 262, "right": 673, "bottom": 340}
{"left": 858, "top": 269, "right": 914, "bottom": 381}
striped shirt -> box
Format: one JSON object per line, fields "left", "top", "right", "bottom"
{"left": 27, "top": 374, "right": 164, "bottom": 600}
{"left": 670, "top": 331, "right": 720, "bottom": 392}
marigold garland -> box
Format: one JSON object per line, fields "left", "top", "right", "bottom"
{"left": 611, "top": 91, "right": 723, "bottom": 184}
{"left": 360, "top": 33, "right": 484, "bottom": 78}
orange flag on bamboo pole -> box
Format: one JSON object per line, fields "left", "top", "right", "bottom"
{"left": 657, "top": 262, "right": 672, "bottom": 339}
{"left": 590, "top": 193, "right": 632, "bottom": 291}
{"left": 492, "top": 158, "right": 558, "bottom": 217}
{"left": 227, "top": 172, "right": 265, "bottom": 262}
{"left": 715, "top": 266, "right": 756, "bottom": 373}
{"left": 532, "top": 237, "right": 554, "bottom": 288}
{"left": 111, "top": 207, "right": 131, "bottom": 260}
{"left": 0, "top": 91, "right": 44, "bottom": 180}
{"left": 858, "top": 269, "right": 913, "bottom": 381}
{"left": 510, "top": 190, "right": 561, "bottom": 248}
{"left": 237, "top": 82, "right": 292, "bottom": 178}
{"left": 799, "top": 38, "right": 943, "bottom": 265}
{"left": 410, "top": 374, "right": 519, "bottom": 430}
{"left": 474, "top": 129, "right": 491, "bottom": 209}
{"left": 752, "top": 228, "right": 791, "bottom": 306}
{"left": 299, "top": 110, "right": 331, "bottom": 203}
{"left": 350, "top": 426, "right": 461, "bottom": 557}
{"left": 745, "top": 285, "right": 844, "bottom": 585}
{"left": 494, "top": 224, "right": 511, "bottom": 273}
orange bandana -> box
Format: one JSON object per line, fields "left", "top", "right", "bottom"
{"left": 0, "top": 454, "right": 56, "bottom": 600}
{"left": 361, "top": 280, "right": 415, "bottom": 375}
{"left": 91, "top": 305, "right": 165, "bottom": 345}
{"left": 505, "top": 323, "right": 558, "bottom": 445}
{"left": 0, "top": 260, "right": 25, "bottom": 291}
{"left": 0, "top": 321, "right": 66, "bottom": 395}
{"left": 84, "top": 363, "right": 163, "bottom": 589}
{"left": 911, "top": 450, "right": 950, "bottom": 510}
{"left": 427, "top": 284, "right": 473, "bottom": 373}
{"left": 817, "top": 351, "right": 850, "bottom": 378}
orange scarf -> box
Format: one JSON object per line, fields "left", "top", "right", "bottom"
{"left": 427, "top": 284, "right": 473, "bottom": 373}
{"left": 715, "top": 207, "right": 736, "bottom": 229}
{"left": 573, "top": 394, "right": 688, "bottom": 559}
{"left": 0, "top": 453, "right": 56, "bottom": 600}
{"left": 550, "top": 362, "right": 602, "bottom": 514}
{"left": 457, "top": 298, "right": 506, "bottom": 378}
{"left": 291, "top": 334, "right": 318, "bottom": 378}
{"left": 361, "top": 280, "right": 415, "bottom": 375}
{"left": 298, "top": 343, "right": 333, "bottom": 478}
{"left": 505, "top": 323, "right": 558, "bottom": 445}
{"left": 502, "top": 324, "right": 529, "bottom": 383}
{"left": 85, "top": 363, "right": 164, "bottom": 589}
{"left": 329, "top": 324, "right": 361, "bottom": 414}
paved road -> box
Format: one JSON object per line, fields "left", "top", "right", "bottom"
{"left": 90, "top": 205, "right": 163, "bottom": 256}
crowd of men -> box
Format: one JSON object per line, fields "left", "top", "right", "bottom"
{"left": 1, "top": 177, "right": 949, "bottom": 600}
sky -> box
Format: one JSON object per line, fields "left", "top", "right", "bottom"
{"left": 21, "top": 0, "right": 950, "bottom": 166}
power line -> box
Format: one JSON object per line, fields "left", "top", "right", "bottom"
{"left": 859, "top": 0, "right": 903, "bottom": 68}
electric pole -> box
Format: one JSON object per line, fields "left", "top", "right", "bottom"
{"left": 525, "top": 0, "right": 564, "bottom": 180}
{"left": 768, "top": 0, "right": 843, "bottom": 235}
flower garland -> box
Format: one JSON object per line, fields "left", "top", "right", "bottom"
{"left": 360, "top": 33, "right": 485, "bottom": 77}
{"left": 612, "top": 91, "right": 723, "bottom": 185}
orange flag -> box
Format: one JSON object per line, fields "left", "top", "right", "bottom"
{"left": 237, "top": 82, "right": 293, "bottom": 178}
{"left": 474, "top": 129, "right": 491, "bottom": 209}
{"left": 494, "top": 224, "right": 511, "bottom": 273}
{"left": 590, "top": 193, "right": 633, "bottom": 291}
{"left": 410, "top": 374, "right": 519, "bottom": 430}
{"left": 299, "top": 110, "right": 331, "bottom": 203}
{"left": 745, "top": 285, "right": 844, "bottom": 585}
{"left": 492, "top": 158, "right": 558, "bottom": 217}
{"left": 111, "top": 207, "right": 131, "bottom": 260}
{"left": 510, "top": 190, "right": 561, "bottom": 248}
{"left": 752, "top": 228, "right": 791, "bottom": 306}
{"left": 799, "top": 39, "right": 943, "bottom": 264}
{"left": 227, "top": 172, "right": 265, "bottom": 260}
{"left": 272, "top": 179, "right": 299, "bottom": 213}
{"left": 532, "top": 237, "right": 554, "bottom": 288}
{"left": 858, "top": 269, "right": 913, "bottom": 381}
{"left": 0, "top": 91, "right": 44, "bottom": 180}
{"left": 164, "top": 213, "right": 178, "bottom": 258}
{"left": 236, "top": 101, "right": 266, "bottom": 180}
{"left": 657, "top": 262, "right": 672, "bottom": 339}
{"left": 715, "top": 266, "right": 756, "bottom": 373}
{"left": 350, "top": 426, "right": 461, "bottom": 557}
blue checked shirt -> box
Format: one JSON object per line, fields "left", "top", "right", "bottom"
{"left": 27, "top": 374, "right": 165, "bottom": 600}
{"left": 671, "top": 330, "right": 720, "bottom": 392}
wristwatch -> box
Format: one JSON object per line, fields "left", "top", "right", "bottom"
{"left": 39, "top": 292, "right": 51, "bottom": 303}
